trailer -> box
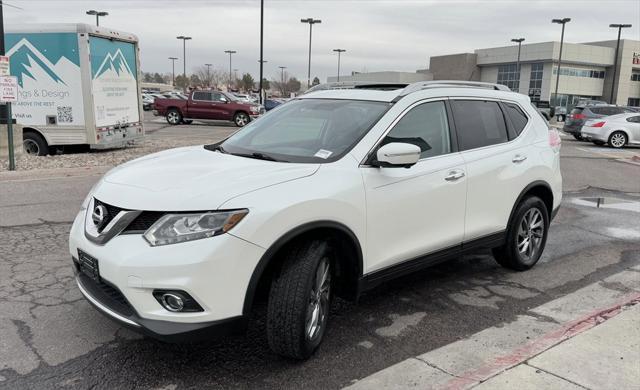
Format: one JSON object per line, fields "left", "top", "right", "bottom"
{"left": 5, "top": 23, "right": 144, "bottom": 155}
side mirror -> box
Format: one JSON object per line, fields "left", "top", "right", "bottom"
{"left": 373, "top": 142, "right": 421, "bottom": 168}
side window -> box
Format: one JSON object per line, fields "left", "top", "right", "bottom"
{"left": 589, "top": 107, "right": 605, "bottom": 115}
{"left": 381, "top": 101, "right": 451, "bottom": 159}
{"left": 451, "top": 100, "right": 509, "bottom": 151}
{"left": 212, "top": 93, "right": 228, "bottom": 102}
{"left": 192, "top": 91, "right": 211, "bottom": 101}
{"left": 627, "top": 116, "right": 640, "bottom": 123}
{"left": 504, "top": 103, "right": 529, "bottom": 136}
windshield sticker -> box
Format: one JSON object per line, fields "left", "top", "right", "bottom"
{"left": 314, "top": 149, "right": 333, "bottom": 159}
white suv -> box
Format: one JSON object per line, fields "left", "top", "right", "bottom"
{"left": 70, "top": 81, "right": 562, "bottom": 359}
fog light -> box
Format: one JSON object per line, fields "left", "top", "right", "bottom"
{"left": 152, "top": 290, "right": 204, "bottom": 312}
{"left": 161, "top": 293, "right": 184, "bottom": 312}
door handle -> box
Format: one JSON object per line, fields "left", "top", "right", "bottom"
{"left": 512, "top": 155, "right": 527, "bottom": 163}
{"left": 445, "top": 170, "right": 465, "bottom": 181}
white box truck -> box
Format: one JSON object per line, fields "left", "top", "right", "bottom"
{"left": 5, "top": 23, "right": 144, "bottom": 155}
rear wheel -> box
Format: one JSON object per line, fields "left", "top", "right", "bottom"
{"left": 23, "top": 132, "right": 49, "bottom": 156}
{"left": 493, "top": 196, "right": 549, "bottom": 271}
{"left": 608, "top": 131, "right": 627, "bottom": 149}
{"left": 234, "top": 112, "right": 250, "bottom": 127}
{"left": 166, "top": 109, "right": 182, "bottom": 125}
{"left": 267, "top": 240, "right": 332, "bottom": 360}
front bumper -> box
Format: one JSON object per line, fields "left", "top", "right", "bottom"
{"left": 69, "top": 209, "right": 265, "bottom": 341}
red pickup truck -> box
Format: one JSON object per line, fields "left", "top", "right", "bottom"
{"left": 153, "top": 90, "right": 264, "bottom": 127}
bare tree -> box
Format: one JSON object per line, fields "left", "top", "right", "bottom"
{"left": 271, "top": 71, "right": 302, "bottom": 96}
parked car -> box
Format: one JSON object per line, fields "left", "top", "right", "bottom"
{"left": 264, "top": 98, "right": 283, "bottom": 111}
{"left": 154, "top": 90, "right": 264, "bottom": 126}
{"left": 142, "top": 95, "right": 154, "bottom": 111}
{"left": 581, "top": 113, "right": 640, "bottom": 148}
{"left": 563, "top": 105, "right": 636, "bottom": 140}
{"left": 70, "top": 80, "right": 562, "bottom": 360}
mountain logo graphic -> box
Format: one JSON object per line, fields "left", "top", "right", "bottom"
{"left": 6, "top": 38, "right": 66, "bottom": 88}
{"left": 94, "top": 49, "right": 134, "bottom": 79}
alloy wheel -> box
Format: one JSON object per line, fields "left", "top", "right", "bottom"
{"left": 517, "top": 208, "right": 544, "bottom": 262}
{"left": 235, "top": 114, "right": 249, "bottom": 126}
{"left": 167, "top": 112, "right": 180, "bottom": 124}
{"left": 610, "top": 132, "right": 626, "bottom": 148}
{"left": 305, "top": 258, "right": 330, "bottom": 341}
{"left": 23, "top": 139, "right": 40, "bottom": 156}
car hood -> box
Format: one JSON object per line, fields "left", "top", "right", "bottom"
{"left": 94, "top": 146, "right": 319, "bottom": 211}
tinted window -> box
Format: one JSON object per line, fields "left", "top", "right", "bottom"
{"left": 192, "top": 92, "right": 211, "bottom": 101}
{"left": 212, "top": 92, "right": 227, "bottom": 102}
{"left": 504, "top": 103, "right": 529, "bottom": 135}
{"left": 627, "top": 116, "right": 640, "bottom": 123}
{"left": 570, "top": 107, "right": 584, "bottom": 115}
{"left": 381, "top": 101, "right": 451, "bottom": 159}
{"left": 451, "top": 100, "right": 508, "bottom": 151}
{"left": 588, "top": 107, "right": 607, "bottom": 115}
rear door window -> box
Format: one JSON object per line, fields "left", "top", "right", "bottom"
{"left": 451, "top": 100, "right": 509, "bottom": 151}
{"left": 503, "top": 103, "right": 529, "bottom": 136}
{"left": 192, "top": 92, "right": 212, "bottom": 101}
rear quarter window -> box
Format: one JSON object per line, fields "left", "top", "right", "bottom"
{"left": 451, "top": 100, "right": 509, "bottom": 151}
{"left": 504, "top": 103, "right": 529, "bottom": 136}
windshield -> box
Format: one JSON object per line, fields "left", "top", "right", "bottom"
{"left": 220, "top": 99, "right": 390, "bottom": 163}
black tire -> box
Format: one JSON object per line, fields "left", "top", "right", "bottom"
{"left": 493, "top": 196, "right": 549, "bottom": 271}
{"left": 166, "top": 109, "right": 182, "bottom": 125}
{"left": 267, "top": 240, "right": 332, "bottom": 360}
{"left": 608, "top": 131, "right": 627, "bottom": 149}
{"left": 592, "top": 140, "right": 606, "bottom": 146}
{"left": 23, "top": 132, "right": 49, "bottom": 156}
{"left": 572, "top": 134, "right": 583, "bottom": 141}
{"left": 182, "top": 119, "right": 193, "bottom": 125}
{"left": 233, "top": 112, "right": 250, "bottom": 127}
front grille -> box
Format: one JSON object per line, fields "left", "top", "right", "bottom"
{"left": 76, "top": 270, "right": 135, "bottom": 317}
{"left": 93, "top": 198, "right": 164, "bottom": 233}
{"left": 94, "top": 199, "right": 125, "bottom": 229}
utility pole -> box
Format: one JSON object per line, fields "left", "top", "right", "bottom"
{"left": 510, "top": 38, "right": 524, "bottom": 92}
{"left": 224, "top": 50, "right": 236, "bottom": 91}
{"left": 259, "top": 0, "right": 264, "bottom": 104}
{"left": 0, "top": 0, "right": 15, "bottom": 170}
{"left": 552, "top": 18, "right": 570, "bottom": 112}
{"left": 168, "top": 57, "right": 178, "bottom": 86}
{"left": 333, "top": 49, "right": 346, "bottom": 82}
{"left": 86, "top": 10, "right": 108, "bottom": 26}
{"left": 608, "top": 23, "right": 632, "bottom": 104}
{"left": 279, "top": 66, "right": 287, "bottom": 84}
{"left": 205, "top": 63, "right": 212, "bottom": 87}
{"left": 301, "top": 18, "right": 321, "bottom": 88}
{"left": 176, "top": 36, "right": 192, "bottom": 86}
{"left": 259, "top": 60, "right": 267, "bottom": 101}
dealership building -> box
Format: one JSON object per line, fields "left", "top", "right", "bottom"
{"left": 329, "top": 39, "right": 639, "bottom": 110}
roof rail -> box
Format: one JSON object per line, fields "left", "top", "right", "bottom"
{"left": 303, "top": 81, "right": 409, "bottom": 95}
{"left": 396, "top": 80, "right": 511, "bottom": 98}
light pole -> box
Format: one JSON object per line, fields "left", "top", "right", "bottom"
{"left": 301, "top": 18, "right": 321, "bottom": 88}
{"left": 168, "top": 57, "right": 178, "bottom": 86}
{"left": 510, "top": 38, "right": 524, "bottom": 91}
{"left": 279, "top": 66, "right": 287, "bottom": 83}
{"left": 333, "top": 49, "right": 346, "bottom": 82}
{"left": 552, "top": 18, "right": 570, "bottom": 111}
{"left": 176, "top": 36, "right": 192, "bottom": 83}
{"left": 205, "top": 63, "right": 212, "bottom": 87}
{"left": 608, "top": 23, "right": 632, "bottom": 104}
{"left": 86, "top": 10, "right": 108, "bottom": 26}
{"left": 224, "top": 50, "right": 236, "bottom": 91}
{"left": 258, "top": 60, "right": 268, "bottom": 100}
{"left": 259, "top": 0, "right": 264, "bottom": 103}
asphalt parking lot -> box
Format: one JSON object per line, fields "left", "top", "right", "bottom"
{"left": 0, "top": 119, "right": 639, "bottom": 389}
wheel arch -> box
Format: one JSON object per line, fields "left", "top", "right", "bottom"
{"left": 242, "top": 220, "right": 363, "bottom": 315}
{"left": 508, "top": 181, "right": 554, "bottom": 226}
{"left": 22, "top": 127, "right": 50, "bottom": 144}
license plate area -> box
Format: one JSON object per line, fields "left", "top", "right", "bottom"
{"left": 78, "top": 249, "right": 100, "bottom": 281}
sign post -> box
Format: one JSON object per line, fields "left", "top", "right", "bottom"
{"left": 0, "top": 75, "right": 16, "bottom": 170}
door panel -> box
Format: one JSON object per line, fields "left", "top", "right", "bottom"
{"left": 189, "top": 92, "right": 217, "bottom": 119}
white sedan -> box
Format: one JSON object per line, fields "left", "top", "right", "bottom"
{"left": 581, "top": 112, "right": 640, "bottom": 148}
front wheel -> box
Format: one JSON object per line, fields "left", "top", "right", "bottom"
{"left": 493, "top": 196, "right": 549, "bottom": 271}
{"left": 267, "top": 240, "right": 332, "bottom": 360}
{"left": 23, "top": 132, "right": 49, "bottom": 156}
{"left": 166, "top": 109, "right": 182, "bottom": 125}
{"left": 233, "top": 112, "right": 250, "bottom": 127}
{"left": 608, "top": 131, "right": 627, "bottom": 149}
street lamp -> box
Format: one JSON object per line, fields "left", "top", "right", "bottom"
{"left": 333, "top": 49, "right": 346, "bottom": 82}
{"left": 301, "top": 18, "right": 322, "bottom": 88}
{"left": 608, "top": 23, "right": 632, "bottom": 104}
{"left": 205, "top": 63, "right": 212, "bottom": 87}
{"left": 224, "top": 50, "right": 237, "bottom": 91}
{"left": 510, "top": 38, "right": 524, "bottom": 91}
{"left": 176, "top": 36, "right": 192, "bottom": 83}
{"left": 168, "top": 57, "right": 178, "bottom": 86}
{"left": 259, "top": 0, "right": 264, "bottom": 104}
{"left": 551, "top": 18, "right": 570, "bottom": 112}
{"left": 279, "top": 66, "right": 287, "bottom": 84}
{"left": 86, "top": 10, "right": 108, "bottom": 26}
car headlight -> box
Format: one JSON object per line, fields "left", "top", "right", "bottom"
{"left": 143, "top": 209, "right": 248, "bottom": 246}
{"left": 250, "top": 106, "right": 260, "bottom": 113}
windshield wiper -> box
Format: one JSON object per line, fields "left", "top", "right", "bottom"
{"left": 233, "top": 152, "right": 286, "bottom": 162}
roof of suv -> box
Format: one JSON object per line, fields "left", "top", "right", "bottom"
{"left": 299, "top": 81, "right": 528, "bottom": 104}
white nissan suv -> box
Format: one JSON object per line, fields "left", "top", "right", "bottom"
{"left": 70, "top": 81, "right": 562, "bottom": 359}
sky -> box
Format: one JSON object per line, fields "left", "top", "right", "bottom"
{"left": 4, "top": 0, "right": 640, "bottom": 84}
